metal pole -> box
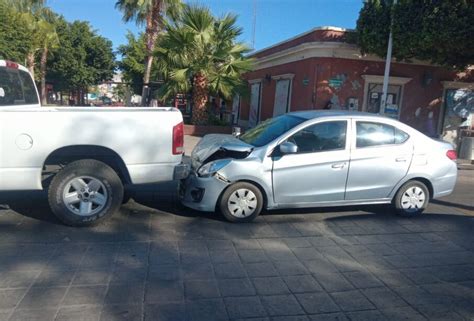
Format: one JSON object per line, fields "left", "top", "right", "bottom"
{"left": 252, "top": 0, "right": 256, "bottom": 50}
{"left": 380, "top": 0, "right": 397, "bottom": 114}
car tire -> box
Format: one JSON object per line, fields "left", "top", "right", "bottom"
{"left": 219, "top": 182, "right": 263, "bottom": 223}
{"left": 393, "top": 180, "right": 429, "bottom": 217}
{"left": 48, "top": 159, "right": 123, "bottom": 226}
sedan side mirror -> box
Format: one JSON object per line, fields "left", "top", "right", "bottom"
{"left": 279, "top": 141, "right": 298, "bottom": 154}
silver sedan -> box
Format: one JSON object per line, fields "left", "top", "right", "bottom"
{"left": 180, "top": 111, "right": 458, "bottom": 222}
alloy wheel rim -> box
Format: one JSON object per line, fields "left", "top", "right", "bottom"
{"left": 62, "top": 176, "right": 108, "bottom": 216}
{"left": 227, "top": 188, "right": 258, "bottom": 218}
{"left": 400, "top": 186, "right": 425, "bottom": 212}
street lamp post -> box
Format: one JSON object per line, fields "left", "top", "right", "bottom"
{"left": 380, "top": 0, "right": 397, "bottom": 114}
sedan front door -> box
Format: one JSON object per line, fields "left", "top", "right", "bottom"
{"left": 272, "top": 120, "right": 350, "bottom": 205}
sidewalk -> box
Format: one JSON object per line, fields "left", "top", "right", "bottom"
{"left": 184, "top": 135, "right": 201, "bottom": 155}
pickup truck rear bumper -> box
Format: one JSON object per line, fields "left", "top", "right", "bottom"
{"left": 173, "top": 163, "right": 191, "bottom": 180}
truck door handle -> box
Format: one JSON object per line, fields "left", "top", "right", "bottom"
{"left": 395, "top": 157, "right": 407, "bottom": 162}
{"left": 331, "top": 163, "right": 345, "bottom": 169}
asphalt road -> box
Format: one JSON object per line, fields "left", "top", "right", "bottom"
{"left": 0, "top": 169, "right": 473, "bottom": 321}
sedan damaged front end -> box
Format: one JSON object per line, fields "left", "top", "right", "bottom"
{"left": 180, "top": 134, "right": 253, "bottom": 212}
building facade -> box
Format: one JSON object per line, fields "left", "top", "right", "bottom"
{"left": 237, "top": 27, "right": 473, "bottom": 147}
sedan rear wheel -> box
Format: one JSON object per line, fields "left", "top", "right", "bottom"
{"left": 219, "top": 182, "right": 263, "bottom": 222}
{"left": 394, "top": 181, "right": 429, "bottom": 217}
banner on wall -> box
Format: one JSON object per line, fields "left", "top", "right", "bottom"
{"left": 249, "top": 83, "right": 261, "bottom": 127}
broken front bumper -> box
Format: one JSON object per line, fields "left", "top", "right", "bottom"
{"left": 173, "top": 163, "right": 191, "bottom": 180}
{"left": 179, "top": 172, "right": 229, "bottom": 212}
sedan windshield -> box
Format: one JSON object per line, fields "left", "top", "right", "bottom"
{"left": 239, "top": 115, "right": 306, "bottom": 147}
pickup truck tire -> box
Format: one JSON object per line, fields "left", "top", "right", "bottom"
{"left": 219, "top": 182, "right": 263, "bottom": 223}
{"left": 48, "top": 159, "right": 124, "bottom": 226}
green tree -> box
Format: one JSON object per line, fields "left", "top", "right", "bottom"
{"left": 356, "top": 0, "right": 474, "bottom": 70}
{"left": 118, "top": 32, "right": 159, "bottom": 95}
{"left": 47, "top": 19, "right": 116, "bottom": 104}
{"left": 115, "top": 0, "right": 183, "bottom": 105}
{"left": 155, "top": 5, "right": 253, "bottom": 124}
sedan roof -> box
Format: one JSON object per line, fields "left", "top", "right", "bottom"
{"left": 288, "top": 110, "right": 387, "bottom": 120}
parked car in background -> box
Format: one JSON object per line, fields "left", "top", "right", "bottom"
{"left": 181, "top": 110, "right": 458, "bottom": 222}
{"left": 0, "top": 60, "right": 188, "bottom": 226}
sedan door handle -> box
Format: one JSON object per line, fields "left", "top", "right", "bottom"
{"left": 395, "top": 157, "right": 407, "bottom": 162}
{"left": 331, "top": 163, "right": 346, "bottom": 169}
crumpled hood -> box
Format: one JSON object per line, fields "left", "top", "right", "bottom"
{"left": 191, "top": 134, "right": 253, "bottom": 169}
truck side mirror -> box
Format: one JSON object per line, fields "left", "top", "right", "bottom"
{"left": 279, "top": 141, "right": 298, "bottom": 154}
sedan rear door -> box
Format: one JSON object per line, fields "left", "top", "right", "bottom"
{"left": 345, "top": 120, "right": 413, "bottom": 200}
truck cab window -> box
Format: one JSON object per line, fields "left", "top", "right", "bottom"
{"left": 0, "top": 68, "right": 38, "bottom": 106}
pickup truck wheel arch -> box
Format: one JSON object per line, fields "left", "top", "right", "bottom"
{"left": 42, "top": 145, "right": 131, "bottom": 188}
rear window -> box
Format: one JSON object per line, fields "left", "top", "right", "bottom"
{"left": 0, "top": 67, "right": 39, "bottom": 106}
{"left": 356, "top": 121, "right": 409, "bottom": 148}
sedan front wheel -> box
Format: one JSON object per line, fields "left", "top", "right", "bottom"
{"left": 219, "top": 182, "right": 263, "bottom": 223}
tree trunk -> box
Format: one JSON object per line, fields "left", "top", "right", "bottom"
{"left": 191, "top": 73, "right": 209, "bottom": 125}
{"left": 40, "top": 46, "right": 48, "bottom": 106}
{"left": 141, "top": 0, "right": 162, "bottom": 106}
{"left": 26, "top": 52, "right": 35, "bottom": 81}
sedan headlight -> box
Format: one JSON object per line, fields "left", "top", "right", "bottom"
{"left": 197, "top": 159, "right": 232, "bottom": 177}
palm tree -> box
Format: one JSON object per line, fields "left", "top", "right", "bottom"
{"left": 37, "top": 17, "right": 59, "bottom": 104}
{"left": 155, "top": 5, "right": 253, "bottom": 124}
{"left": 115, "top": 0, "right": 182, "bottom": 106}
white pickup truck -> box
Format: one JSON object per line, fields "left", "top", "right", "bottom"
{"left": 0, "top": 60, "right": 188, "bottom": 226}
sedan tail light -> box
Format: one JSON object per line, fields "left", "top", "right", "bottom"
{"left": 172, "top": 122, "right": 184, "bottom": 155}
{"left": 446, "top": 150, "right": 457, "bottom": 161}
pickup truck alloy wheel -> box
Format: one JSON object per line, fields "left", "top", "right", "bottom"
{"left": 62, "top": 176, "right": 108, "bottom": 216}
{"left": 394, "top": 181, "right": 428, "bottom": 217}
{"left": 219, "top": 182, "right": 263, "bottom": 223}
{"left": 48, "top": 159, "right": 123, "bottom": 226}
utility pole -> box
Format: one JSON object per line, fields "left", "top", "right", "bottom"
{"left": 380, "top": 0, "right": 397, "bottom": 114}
{"left": 251, "top": 0, "right": 256, "bottom": 50}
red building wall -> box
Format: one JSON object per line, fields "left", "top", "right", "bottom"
{"left": 241, "top": 56, "right": 460, "bottom": 135}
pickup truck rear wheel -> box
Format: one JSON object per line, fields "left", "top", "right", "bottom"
{"left": 48, "top": 159, "right": 123, "bottom": 226}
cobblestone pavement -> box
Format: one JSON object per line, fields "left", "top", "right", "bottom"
{"left": 0, "top": 169, "right": 473, "bottom": 321}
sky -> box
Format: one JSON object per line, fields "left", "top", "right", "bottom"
{"left": 48, "top": 0, "right": 363, "bottom": 54}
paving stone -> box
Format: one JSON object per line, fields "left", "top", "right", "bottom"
{"left": 111, "top": 266, "right": 148, "bottom": 284}
{"left": 100, "top": 305, "right": 143, "bottom": 321}
{"left": 182, "top": 263, "right": 214, "bottom": 280}
{"left": 261, "top": 294, "right": 304, "bottom": 316}
{"left": 283, "top": 275, "right": 323, "bottom": 294}
{"left": 330, "top": 290, "right": 375, "bottom": 312}
{"left": 0, "top": 270, "right": 39, "bottom": 288}
{"left": 0, "top": 310, "right": 11, "bottom": 321}
{"left": 104, "top": 284, "right": 145, "bottom": 304}
{"left": 184, "top": 279, "right": 220, "bottom": 299}
{"left": 362, "top": 287, "right": 407, "bottom": 309}
{"left": 274, "top": 261, "right": 308, "bottom": 276}
{"left": 8, "top": 308, "right": 57, "bottom": 321}
{"left": 62, "top": 285, "right": 107, "bottom": 306}
{"left": 17, "top": 286, "right": 67, "bottom": 309}
{"left": 145, "top": 280, "right": 184, "bottom": 303}
{"left": 73, "top": 269, "right": 112, "bottom": 285}
{"left": 313, "top": 273, "right": 354, "bottom": 293}
{"left": 343, "top": 271, "right": 384, "bottom": 289}
{"left": 214, "top": 263, "right": 247, "bottom": 279}
{"left": 283, "top": 237, "right": 313, "bottom": 249}
{"left": 345, "top": 310, "right": 388, "bottom": 321}
{"left": 186, "top": 298, "right": 228, "bottom": 321}
{"left": 296, "top": 293, "right": 340, "bottom": 314}
{"left": 245, "top": 262, "right": 279, "bottom": 277}
{"left": 380, "top": 306, "right": 427, "bottom": 321}
{"left": 210, "top": 250, "right": 240, "bottom": 264}
{"left": 271, "top": 316, "right": 309, "bottom": 321}
{"left": 416, "top": 304, "right": 466, "bottom": 321}
{"left": 0, "top": 289, "right": 26, "bottom": 309}
{"left": 292, "top": 248, "right": 324, "bottom": 261}
{"left": 252, "top": 277, "right": 290, "bottom": 295}
{"left": 218, "top": 278, "right": 256, "bottom": 297}
{"left": 145, "top": 303, "right": 185, "bottom": 321}
{"left": 32, "top": 269, "right": 75, "bottom": 287}
{"left": 55, "top": 306, "right": 102, "bottom": 321}
{"left": 399, "top": 268, "right": 441, "bottom": 285}
{"left": 238, "top": 250, "right": 268, "bottom": 263}
{"left": 224, "top": 296, "right": 267, "bottom": 319}
{"left": 308, "top": 312, "right": 348, "bottom": 321}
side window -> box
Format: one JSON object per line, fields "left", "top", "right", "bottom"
{"left": 288, "top": 121, "right": 347, "bottom": 153}
{"left": 356, "top": 122, "right": 409, "bottom": 148}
